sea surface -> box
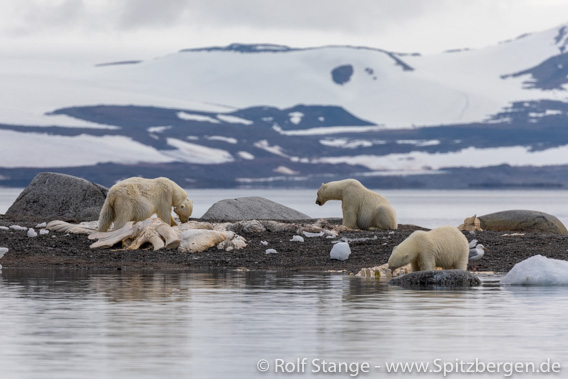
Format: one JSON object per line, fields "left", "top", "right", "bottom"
{"left": 0, "top": 271, "right": 566, "bottom": 378}
{"left": 1, "top": 189, "right": 568, "bottom": 378}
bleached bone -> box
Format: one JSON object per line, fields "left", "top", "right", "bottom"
{"left": 50, "top": 217, "right": 345, "bottom": 253}
{"left": 177, "top": 228, "right": 247, "bottom": 253}
{"left": 85, "top": 218, "right": 246, "bottom": 252}
{"left": 88, "top": 219, "right": 181, "bottom": 251}
{"left": 47, "top": 220, "right": 99, "bottom": 235}
{"left": 125, "top": 220, "right": 181, "bottom": 251}
{"left": 355, "top": 263, "right": 412, "bottom": 279}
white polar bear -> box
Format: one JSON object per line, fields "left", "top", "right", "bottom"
{"left": 315, "top": 179, "right": 397, "bottom": 230}
{"left": 388, "top": 226, "right": 469, "bottom": 272}
{"left": 98, "top": 177, "right": 193, "bottom": 232}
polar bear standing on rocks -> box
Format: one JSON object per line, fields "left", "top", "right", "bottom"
{"left": 388, "top": 226, "right": 469, "bottom": 272}
{"left": 315, "top": 179, "right": 397, "bottom": 230}
{"left": 98, "top": 177, "right": 193, "bottom": 232}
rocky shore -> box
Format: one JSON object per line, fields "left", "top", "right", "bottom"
{"left": 1, "top": 214, "right": 567, "bottom": 274}
{"left": 1, "top": 172, "right": 567, "bottom": 275}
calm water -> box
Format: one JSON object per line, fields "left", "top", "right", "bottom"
{"left": 0, "top": 270, "right": 566, "bottom": 378}
{"left": 1, "top": 189, "right": 568, "bottom": 378}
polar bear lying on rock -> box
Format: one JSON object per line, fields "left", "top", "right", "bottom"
{"left": 388, "top": 226, "right": 469, "bottom": 272}
{"left": 98, "top": 177, "right": 193, "bottom": 232}
{"left": 315, "top": 179, "right": 397, "bottom": 230}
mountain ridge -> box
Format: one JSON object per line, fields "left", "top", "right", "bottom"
{"left": 1, "top": 23, "right": 568, "bottom": 188}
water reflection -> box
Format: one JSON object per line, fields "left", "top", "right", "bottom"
{"left": 0, "top": 269, "right": 566, "bottom": 378}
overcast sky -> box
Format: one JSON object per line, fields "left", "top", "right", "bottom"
{"left": 2, "top": 0, "right": 568, "bottom": 63}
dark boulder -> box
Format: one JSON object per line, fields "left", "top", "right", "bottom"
{"left": 389, "top": 270, "right": 481, "bottom": 288}
{"left": 5, "top": 172, "right": 108, "bottom": 222}
{"left": 201, "top": 196, "right": 310, "bottom": 221}
{"left": 479, "top": 210, "right": 567, "bottom": 235}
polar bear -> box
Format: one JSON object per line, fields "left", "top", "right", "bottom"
{"left": 97, "top": 177, "right": 193, "bottom": 232}
{"left": 315, "top": 179, "right": 397, "bottom": 230}
{"left": 388, "top": 226, "right": 469, "bottom": 272}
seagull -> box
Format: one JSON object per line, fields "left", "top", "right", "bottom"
{"left": 468, "top": 242, "right": 487, "bottom": 271}
{"left": 469, "top": 244, "right": 487, "bottom": 261}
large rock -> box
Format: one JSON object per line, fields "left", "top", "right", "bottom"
{"left": 389, "top": 270, "right": 481, "bottom": 288}
{"left": 5, "top": 172, "right": 108, "bottom": 222}
{"left": 479, "top": 210, "right": 567, "bottom": 235}
{"left": 201, "top": 196, "right": 311, "bottom": 221}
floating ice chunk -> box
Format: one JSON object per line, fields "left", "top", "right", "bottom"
{"left": 265, "top": 249, "right": 278, "bottom": 254}
{"left": 260, "top": 241, "right": 268, "bottom": 246}
{"left": 35, "top": 222, "right": 47, "bottom": 228}
{"left": 330, "top": 242, "right": 351, "bottom": 261}
{"left": 290, "top": 235, "right": 304, "bottom": 242}
{"left": 10, "top": 225, "right": 27, "bottom": 231}
{"left": 0, "top": 247, "right": 8, "bottom": 258}
{"left": 27, "top": 228, "right": 38, "bottom": 237}
{"left": 39, "top": 229, "right": 49, "bottom": 235}
{"left": 501, "top": 255, "right": 568, "bottom": 286}
{"left": 0, "top": 226, "right": 9, "bottom": 231}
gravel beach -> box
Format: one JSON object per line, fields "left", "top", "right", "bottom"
{"left": 1, "top": 215, "right": 567, "bottom": 274}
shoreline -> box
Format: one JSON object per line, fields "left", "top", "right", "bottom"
{"left": 2, "top": 215, "right": 567, "bottom": 274}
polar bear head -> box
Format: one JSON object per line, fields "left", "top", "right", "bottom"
{"left": 174, "top": 198, "right": 193, "bottom": 223}
{"left": 388, "top": 231, "right": 423, "bottom": 270}
{"left": 315, "top": 183, "right": 328, "bottom": 206}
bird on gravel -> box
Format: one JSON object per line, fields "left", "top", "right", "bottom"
{"left": 468, "top": 239, "right": 487, "bottom": 270}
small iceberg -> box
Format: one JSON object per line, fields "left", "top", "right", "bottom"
{"left": 330, "top": 242, "right": 351, "bottom": 261}
{"left": 27, "top": 228, "right": 38, "bottom": 238}
{"left": 501, "top": 255, "right": 568, "bottom": 286}
{"left": 0, "top": 247, "right": 8, "bottom": 258}
{"left": 265, "top": 249, "right": 278, "bottom": 254}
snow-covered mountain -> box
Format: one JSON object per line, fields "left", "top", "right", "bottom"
{"left": 1, "top": 24, "right": 568, "bottom": 188}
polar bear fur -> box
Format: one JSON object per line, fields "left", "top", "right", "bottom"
{"left": 315, "top": 179, "right": 397, "bottom": 230}
{"left": 97, "top": 177, "right": 193, "bottom": 232}
{"left": 388, "top": 226, "right": 469, "bottom": 272}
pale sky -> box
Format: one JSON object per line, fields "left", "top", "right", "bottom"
{"left": 1, "top": 0, "right": 568, "bottom": 63}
